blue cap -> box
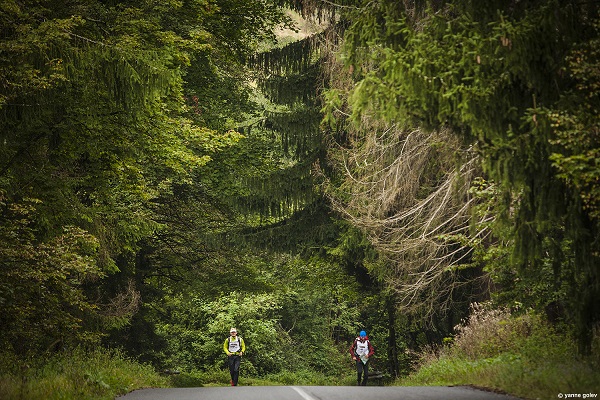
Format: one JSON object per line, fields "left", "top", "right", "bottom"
{"left": 359, "top": 330, "right": 367, "bottom": 337}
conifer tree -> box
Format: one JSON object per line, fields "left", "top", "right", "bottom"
{"left": 321, "top": 0, "right": 600, "bottom": 353}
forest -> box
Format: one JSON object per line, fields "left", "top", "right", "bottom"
{"left": 0, "top": 0, "right": 599, "bottom": 398}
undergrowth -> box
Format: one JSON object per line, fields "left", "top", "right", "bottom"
{"left": 169, "top": 367, "right": 355, "bottom": 387}
{"left": 0, "top": 346, "right": 354, "bottom": 400}
{"left": 0, "top": 348, "right": 168, "bottom": 400}
{"left": 399, "top": 303, "right": 600, "bottom": 399}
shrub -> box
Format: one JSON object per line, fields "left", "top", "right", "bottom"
{"left": 450, "top": 302, "right": 537, "bottom": 359}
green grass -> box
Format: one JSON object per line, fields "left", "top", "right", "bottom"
{"left": 399, "top": 353, "right": 600, "bottom": 399}
{"left": 0, "top": 348, "right": 169, "bottom": 400}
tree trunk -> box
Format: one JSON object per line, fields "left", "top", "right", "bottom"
{"left": 386, "top": 294, "right": 399, "bottom": 378}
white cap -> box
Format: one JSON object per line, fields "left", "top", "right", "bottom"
{"left": 230, "top": 327, "right": 237, "bottom": 333}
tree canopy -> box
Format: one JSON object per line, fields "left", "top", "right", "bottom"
{"left": 1, "top": 0, "right": 598, "bottom": 385}
{"left": 321, "top": 0, "right": 600, "bottom": 353}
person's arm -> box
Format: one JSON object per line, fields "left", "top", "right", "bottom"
{"left": 367, "top": 341, "right": 375, "bottom": 357}
{"left": 224, "top": 338, "right": 232, "bottom": 356}
{"left": 240, "top": 337, "right": 246, "bottom": 355}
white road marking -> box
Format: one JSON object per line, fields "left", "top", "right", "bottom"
{"left": 291, "top": 386, "right": 317, "bottom": 400}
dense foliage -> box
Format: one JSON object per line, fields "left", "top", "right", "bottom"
{"left": 1, "top": 0, "right": 598, "bottom": 397}
{"left": 0, "top": 0, "right": 290, "bottom": 355}
{"left": 322, "top": 0, "right": 600, "bottom": 354}
{"left": 0, "top": 0, "right": 377, "bottom": 383}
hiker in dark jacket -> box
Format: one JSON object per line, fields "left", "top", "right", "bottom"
{"left": 349, "top": 330, "right": 375, "bottom": 386}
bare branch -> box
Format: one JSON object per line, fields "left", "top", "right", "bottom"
{"left": 327, "top": 123, "right": 490, "bottom": 319}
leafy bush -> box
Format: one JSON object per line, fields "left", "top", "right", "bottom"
{"left": 155, "top": 257, "right": 361, "bottom": 380}
{"left": 449, "top": 303, "right": 536, "bottom": 359}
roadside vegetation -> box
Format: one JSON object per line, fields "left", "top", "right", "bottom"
{"left": 0, "top": 349, "right": 168, "bottom": 400}
{"left": 1, "top": 304, "right": 599, "bottom": 400}
{"left": 169, "top": 368, "right": 356, "bottom": 387}
{"left": 0, "top": 348, "right": 356, "bottom": 400}
{"left": 399, "top": 304, "right": 600, "bottom": 399}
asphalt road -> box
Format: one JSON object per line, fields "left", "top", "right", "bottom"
{"left": 117, "top": 385, "right": 523, "bottom": 400}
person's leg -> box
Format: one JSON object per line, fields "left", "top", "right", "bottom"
{"left": 228, "top": 356, "right": 236, "bottom": 385}
{"left": 356, "top": 360, "right": 363, "bottom": 385}
{"left": 232, "top": 356, "right": 241, "bottom": 385}
{"left": 361, "top": 361, "right": 369, "bottom": 386}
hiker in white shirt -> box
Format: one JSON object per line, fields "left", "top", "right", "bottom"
{"left": 349, "top": 330, "right": 374, "bottom": 386}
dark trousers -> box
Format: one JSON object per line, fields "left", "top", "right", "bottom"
{"left": 228, "top": 355, "right": 241, "bottom": 385}
{"left": 356, "top": 359, "right": 369, "bottom": 386}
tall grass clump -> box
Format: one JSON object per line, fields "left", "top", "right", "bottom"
{"left": 0, "top": 347, "right": 168, "bottom": 400}
{"left": 400, "top": 303, "right": 600, "bottom": 399}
